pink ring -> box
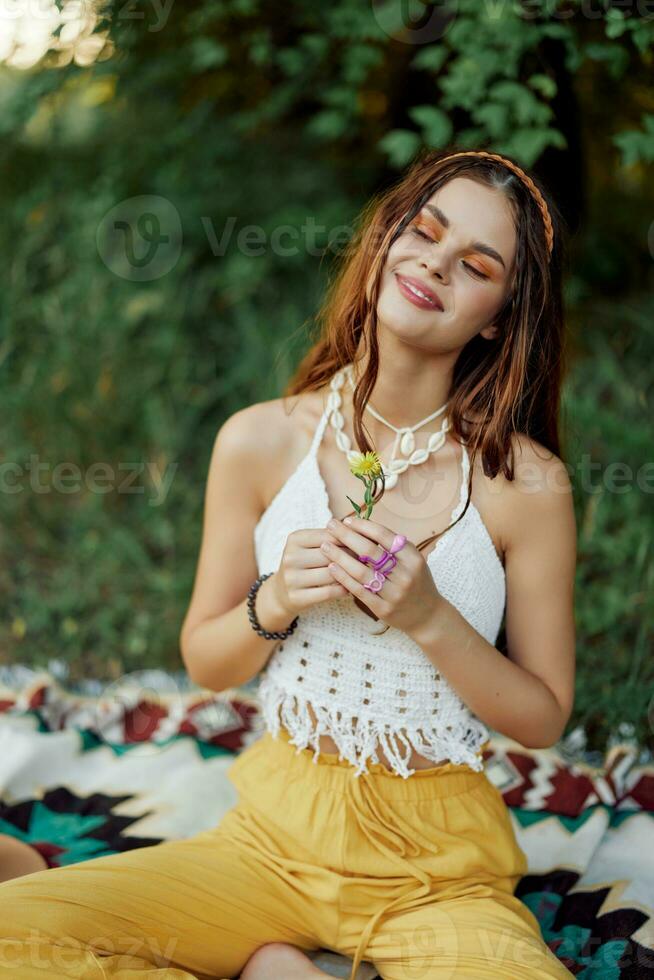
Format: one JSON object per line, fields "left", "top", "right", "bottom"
{"left": 363, "top": 571, "right": 386, "bottom": 593}
{"left": 372, "top": 550, "right": 396, "bottom": 572}
{"left": 359, "top": 535, "right": 407, "bottom": 594}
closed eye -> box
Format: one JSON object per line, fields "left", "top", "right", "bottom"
{"left": 409, "top": 225, "right": 489, "bottom": 281}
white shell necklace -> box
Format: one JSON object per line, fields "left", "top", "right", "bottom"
{"left": 327, "top": 363, "right": 450, "bottom": 491}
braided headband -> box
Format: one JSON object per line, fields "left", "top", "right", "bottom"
{"left": 425, "top": 150, "right": 554, "bottom": 260}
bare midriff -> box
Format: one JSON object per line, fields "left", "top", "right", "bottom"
{"left": 301, "top": 700, "right": 450, "bottom": 771}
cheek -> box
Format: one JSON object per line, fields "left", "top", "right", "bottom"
{"left": 368, "top": 246, "right": 409, "bottom": 300}
{"left": 458, "top": 275, "right": 504, "bottom": 319}
{"left": 386, "top": 240, "right": 414, "bottom": 268}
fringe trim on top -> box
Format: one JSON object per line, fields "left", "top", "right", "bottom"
{"left": 258, "top": 676, "right": 488, "bottom": 779}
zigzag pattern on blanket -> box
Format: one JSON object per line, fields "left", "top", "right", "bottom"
{"left": 0, "top": 668, "right": 653, "bottom": 978}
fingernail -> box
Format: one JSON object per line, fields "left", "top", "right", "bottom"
{"left": 343, "top": 517, "right": 353, "bottom": 525}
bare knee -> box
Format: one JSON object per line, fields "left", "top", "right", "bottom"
{"left": 240, "top": 942, "right": 329, "bottom": 979}
{"left": 0, "top": 835, "right": 48, "bottom": 883}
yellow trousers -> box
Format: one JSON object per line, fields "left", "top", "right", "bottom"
{"left": 0, "top": 724, "right": 572, "bottom": 979}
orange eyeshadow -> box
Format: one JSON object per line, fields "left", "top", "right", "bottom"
{"left": 417, "top": 214, "right": 497, "bottom": 278}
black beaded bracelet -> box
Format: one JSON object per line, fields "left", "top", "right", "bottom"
{"left": 247, "top": 572, "right": 299, "bottom": 640}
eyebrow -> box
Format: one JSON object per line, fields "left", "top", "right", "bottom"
{"left": 421, "top": 204, "right": 507, "bottom": 270}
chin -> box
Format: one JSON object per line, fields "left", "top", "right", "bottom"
{"left": 379, "top": 296, "right": 444, "bottom": 332}
{"left": 381, "top": 328, "right": 442, "bottom": 357}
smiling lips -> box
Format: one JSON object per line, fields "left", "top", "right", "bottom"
{"left": 395, "top": 273, "right": 444, "bottom": 311}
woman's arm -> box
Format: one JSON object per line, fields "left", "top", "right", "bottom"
{"left": 179, "top": 405, "right": 295, "bottom": 692}
{"left": 410, "top": 436, "right": 577, "bottom": 749}
{"left": 181, "top": 583, "right": 292, "bottom": 692}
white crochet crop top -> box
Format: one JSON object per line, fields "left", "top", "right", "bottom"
{"left": 254, "top": 386, "right": 506, "bottom": 778}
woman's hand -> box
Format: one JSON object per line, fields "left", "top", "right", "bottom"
{"left": 320, "top": 515, "right": 445, "bottom": 637}
{"left": 271, "top": 528, "right": 349, "bottom": 618}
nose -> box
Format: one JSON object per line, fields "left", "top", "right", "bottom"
{"left": 421, "top": 247, "right": 448, "bottom": 282}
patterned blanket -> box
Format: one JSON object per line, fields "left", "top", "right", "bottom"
{"left": 0, "top": 668, "right": 652, "bottom": 979}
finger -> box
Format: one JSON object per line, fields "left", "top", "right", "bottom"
{"left": 309, "top": 583, "right": 349, "bottom": 602}
{"left": 294, "top": 582, "right": 349, "bottom": 605}
{"left": 328, "top": 516, "right": 400, "bottom": 559}
{"left": 296, "top": 532, "right": 343, "bottom": 567}
{"left": 327, "top": 556, "right": 390, "bottom": 604}
{"left": 321, "top": 540, "right": 400, "bottom": 594}
{"left": 291, "top": 566, "right": 344, "bottom": 588}
{"left": 297, "top": 529, "right": 344, "bottom": 547}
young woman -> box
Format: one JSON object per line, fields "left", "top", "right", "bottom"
{"left": 0, "top": 148, "right": 576, "bottom": 980}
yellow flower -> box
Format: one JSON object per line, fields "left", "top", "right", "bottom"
{"left": 349, "top": 451, "right": 383, "bottom": 480}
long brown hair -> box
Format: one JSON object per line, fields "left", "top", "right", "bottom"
{"left": 281, "top": 145, "right": 568, "bottom": 622}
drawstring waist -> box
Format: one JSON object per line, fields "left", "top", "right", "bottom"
{"left": 272, "top": 724, "right": 485, "bottom": 797}
{"left": 269, "top": 725, "right": 486, "bottom": 980}
{"left": 343, "top": 770, "right": 441, "bottom": 980}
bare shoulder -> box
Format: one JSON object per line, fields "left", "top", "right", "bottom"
{"left": 468, "top": 429, "right": 575, "bottom": 563}
{"left": 216, "top": 387, "right": 326, "bottom": 510}
{"left": 507, "top": 431, "right": 574, "bottom": 496}
{"left": 501, "top": 432, "right": 577, "bottom": 555}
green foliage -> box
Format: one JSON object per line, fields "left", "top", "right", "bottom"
{"left": 408, "top": 106, "right": 453, "bottom": 149}
{"left": 614, "top": 114, "right": 654, "bottom": 166}
{"left": 564, "top": 301, "right": 654, "bottom": 751}
{"left": 0, "top": 0, "right": 652, "bottom": 753}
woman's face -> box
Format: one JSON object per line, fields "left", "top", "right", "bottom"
{"left": 373, "top": 176, "right": 518, "bottom": 353}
